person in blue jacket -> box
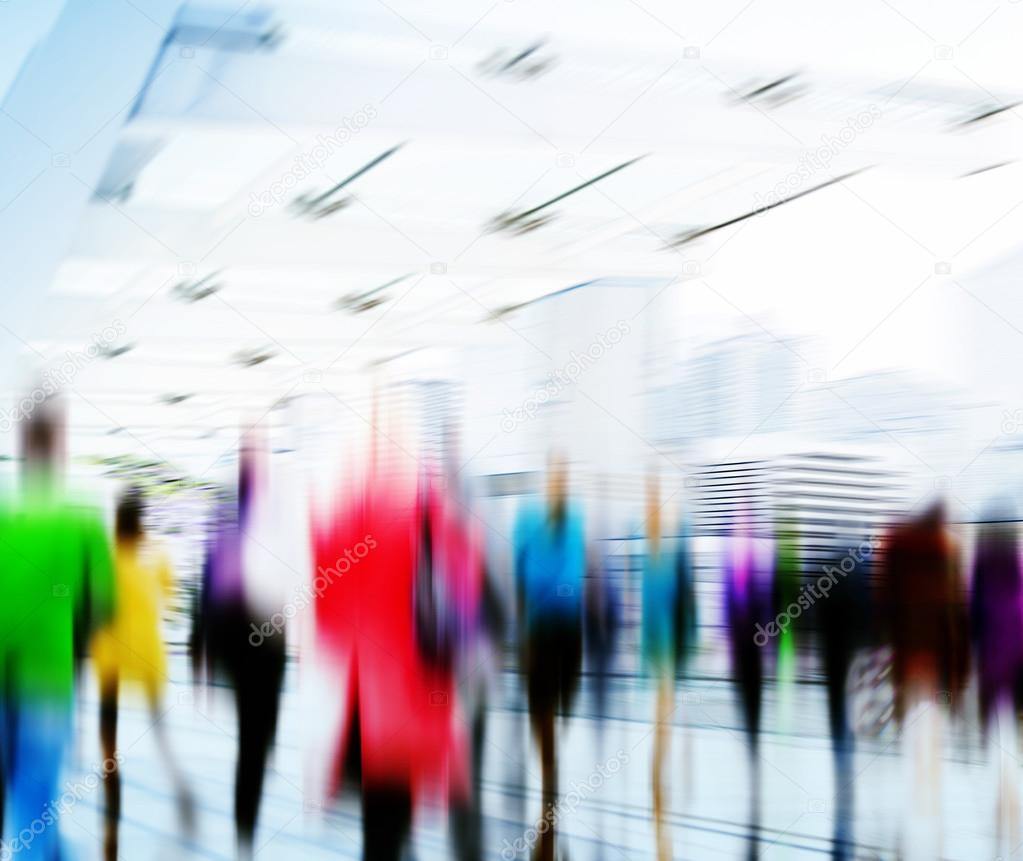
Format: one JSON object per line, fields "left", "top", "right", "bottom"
{"left": 513, "top": 452, "right": 584, "bottom": 861}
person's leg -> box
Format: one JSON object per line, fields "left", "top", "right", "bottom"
{"left": 549, "top": 624, "right": 581, "bottom": 861}
{"left": 234, "top": 646, "right": 285, "bottom": 856}
{"left": 537, "top": 707, "right": 556, "bottom": 861}
{"left": 362, "top": 785, "right": 412, "bottom": 861}
{"left": 527, "top": 628, "right": 557, "bottom": 861}
{"left": 0, "top": 674, "right": 14, "bottom": 843}
{"left": 991, "top": 699, "right": 1021, "bottom": 858}
{"left": 741, "top": 661, "right": 763, "bottom": 837}
{"left": 233, "top": 677, "right": 256, "bottom": 860}
{"left": 146, "top": 682, "right": 195, "bottom": 835}
{"left": 903, "top": 682, "right": 940, "bottom": 861}
{"left": 653, "top": 674, "right": 673, "bottom": 861}
{"left": 680, "top": 688, "right": 693, "bottom": 807}
{"left": 451, "top": 697, "right": 486, "bottom": 861}
{"left": 827, "top": 674, "right": 854, "bottom": 860}
{"left": 8, "top": 702, "right": 70, "bottom": 859}
{"left": 100, "top": 676, "right": 120, "bottom": 861}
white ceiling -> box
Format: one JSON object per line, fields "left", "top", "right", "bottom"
{"left": 12, "top": 0, "right": 1023, "bottom": 474}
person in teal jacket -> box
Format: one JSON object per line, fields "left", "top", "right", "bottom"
{"left": 641, "top": 472, "right": 680, "bottom": 861}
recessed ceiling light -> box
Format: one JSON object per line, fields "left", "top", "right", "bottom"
{"left": 233, "top": 346, "right": 278, "bottom": 367}
{"left": 158, "top": 393, "right": 193, "bottom": 406}
{"left": 171, "top": 271, "right": 223, "bottom": 303}
{"left": 98, "top": 342, "right": 136, "bottom": 359}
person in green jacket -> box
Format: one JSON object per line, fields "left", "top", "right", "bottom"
{"left": 0, "top": 397, "right": 114, "bottom": 859}
{"left": 773, "top": 512, "right": 801, "bottom": 732}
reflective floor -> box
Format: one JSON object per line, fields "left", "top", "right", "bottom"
{"left": 60, "top": 651, "right": 1004, "bottom": 860}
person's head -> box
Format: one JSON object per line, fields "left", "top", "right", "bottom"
{"left": 645, "top": 468, "right": 661, "bottom": 543}
{"left": 238, "top": 422, "right": 267, "bottom": 522}
{"left": 19, "top": 394, "right": 65, "bottom": 485}
{"left": 920, "top": 498, "right": 946, "bottom": 530}
{"left": 978, "top": 498, "right": 1017, "bottom": 551}
{"left": 116, "top": 486, "right": 145, "bottom": 543}
{"left": 546, "top": 450, "right": 568, "bottom": 508}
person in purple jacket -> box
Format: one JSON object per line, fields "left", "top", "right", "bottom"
{"left": 970, "top": 507, "right": 1023, "bottom": 858}
{"left": 724, "top": 512, "right": 774, "bottom": 859}
{"left": 190, "top": 439, "right": 286, "bottom": 860}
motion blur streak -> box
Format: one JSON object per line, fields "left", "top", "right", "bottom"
{"left": 2, "top": 1, "right": 1023, "bottom": 859}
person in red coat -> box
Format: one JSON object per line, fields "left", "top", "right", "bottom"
{"left": 312, "top": 461, "right": 467, "bottom": 861}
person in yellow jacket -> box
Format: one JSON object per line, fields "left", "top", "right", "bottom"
{"left": 92, "top": 487, "right": 194, "bottom": 861}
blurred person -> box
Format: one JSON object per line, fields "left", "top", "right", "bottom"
{"left": 725, "top": 511, "right": 774, "bottom": 859}
{"left": 772, "top": 513, "right": 801, "bottom": 732}
{"left": 876, "top": 500, "right": 968, "bottom": 861}
{"left": 416, "top": 458, "right": 505, "bottom": 861}
{"left": 641, "top": 472, "right": 676, "bottom": 861}
{"left": 584, "top": 481, "right": 620, "bottom": 727}
{"left": 512, "top": 452, "right": 585, "bottom": 861}
{"left": 814, "top": 527, "right": 872, "bottom": 861}
{"left": 969, "top": 507, "right": 1023, "bottom": 859}
{"left": 584, "top": 540, "right": 619, "bottom": 717}
{"left": 312, "top": 454, "right": 467, "bottom": 861}
{"left": 190, "top": 430, "right": 296, "bottom": 860}
{"left": 0, "top": 396, "right": 114, "bottom": 858}
{"left": 671, "top": 511, "right": 698, "bottom": 807}
{"left": 93, "top": 486, "right": 194, "bottom": 860}
{"left": 582, "top": 481, "right": 621, "bottom": 861}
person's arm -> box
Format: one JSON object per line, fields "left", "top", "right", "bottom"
{"left": 82, "top": 511, "right": 116, "bottom": 634}
{"left": 159, "top": 552, "right": 175, "bottom": 600}
{"left": 946, "top": 539, "right": 969, "bottom": 709}
{"left": 189, "top": 543, "right": 212, "bottom": 681}
{"left": 968, "top": 551, "right": 983, "bottom": 651}
{"left": 481, "top": 564, "right": 507, "bottom": 646}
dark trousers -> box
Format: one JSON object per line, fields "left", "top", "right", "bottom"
{"left": 363, "top": 786, "right": 412, "bottom": 861}
{"left": 209, "top": 603, "right": 286, "bottom": 848}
